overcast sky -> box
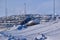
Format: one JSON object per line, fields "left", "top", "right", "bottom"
{"left": 0, "top": 0, "right": 60, "bottom": 17}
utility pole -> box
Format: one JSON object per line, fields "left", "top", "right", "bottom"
{"left": 53, "top": 0, "right": 55, "bottom": 15}
{"left": 5, "top": 0, "right": 7, "bottom": 23}
{"left": 24, "top": 3, "right": 26, "bottom": 14}
{"left": 53, "top": 0, "right": 56, "bottom": 20}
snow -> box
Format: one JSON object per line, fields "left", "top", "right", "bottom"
{"left": 0, "top": 19, "right": 60, "bottom": 40}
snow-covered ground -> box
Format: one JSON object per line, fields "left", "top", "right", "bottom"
{"left": 0, "top": 19, "right": 60, "bottom": 40}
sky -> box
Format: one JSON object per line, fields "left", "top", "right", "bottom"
{"left": 0, "top": 0, "right": 60, "bottom": 17}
